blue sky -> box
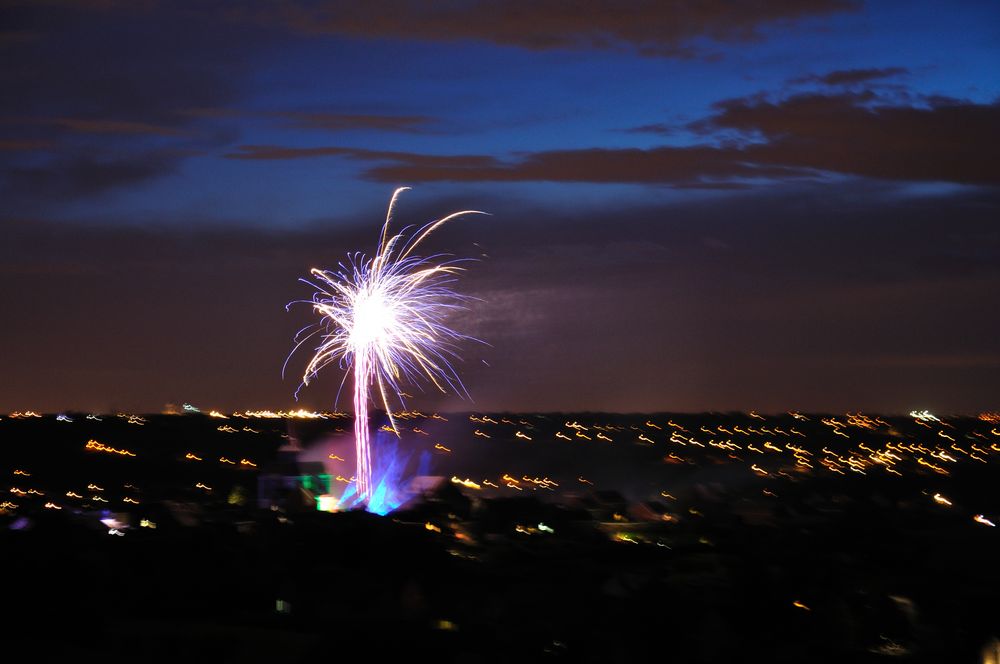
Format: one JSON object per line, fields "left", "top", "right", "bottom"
{"left": 2, "top": 1, "right": 999, "bottom": 412}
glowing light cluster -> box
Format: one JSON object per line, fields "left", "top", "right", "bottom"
{"left": 288, "top": 188, "right": 485, "bottom": 505}
{"left": 85, "top": 439, "right": 136, "bottom": 456}
{"left": 7, "top": 411, "right": 41, "bottom": 419}
{"left": 239, "top": 409, "right": 331, "bottom": 419}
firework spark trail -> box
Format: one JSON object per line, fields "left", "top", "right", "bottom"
{"left": 286, "top": 188, "right": 486, "bottom": 505}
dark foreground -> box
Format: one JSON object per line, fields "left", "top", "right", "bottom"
{"left": 3, "top": 410, "right": 1000, "bottom": 662}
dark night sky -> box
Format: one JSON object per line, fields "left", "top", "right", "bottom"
{"left": 2, "top": 1, "right": 999, "bottom": 414}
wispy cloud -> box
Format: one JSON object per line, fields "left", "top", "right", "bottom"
{"left": 791, "top": 67, "right": 909, "bottom": 86}
{"left": 240, "top": 0, "right": 858, "bottom": 58}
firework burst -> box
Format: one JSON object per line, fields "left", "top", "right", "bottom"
{"left": 286, "top": 188, "right": 486, "bottom": 505}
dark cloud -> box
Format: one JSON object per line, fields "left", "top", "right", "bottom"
{"left": 2, "top": 116, "right": 190, "bottom": 136}
{"left": 185, "top": 108, "right": 434, "bottom": 133}
{"left": 225, "top": 144, "right": 502, "bottom": 169}
{"left": 225, "top": 145, "right": 354, "bottom": 160}
{"left": 238, "top": 0, "right": 858, "bottom": 57}
{"left": 0, "top": 2, "right": 276, "bottom": 207}
{"left": 2, "top": 150, "right": 183, "bottom": 202}
{"left": 792, "top": 67, "right": 909, "bottom": 86}
{"left": 0, "top": 3, "right": 269, "bottom": 147}
{"left": 0, "top": 139, "right": 53, "bottom": 151}
{"left": 6, "top": 1, "right": 159, "bottom": 9}
{"left": 231, "top": 90, "right": 999, "bottom": 187}
{"left": 7, "top": 0, "right": 860, "bottom": 60}
{"left": 0, "top": 5, "right": 254, "bottom": 123}
{"left": 623, "top": 122, "right": 676, "bottom": 135}
{"left": 3, "top": 184, "right": 1000, "bottom": 413}
{"left": 46, "top": 117, "right": 189, "bottom": 136}
{"left": 275, "top": 111, "right": 433, "bottom": 133}
{"left": 700, "top": 92, "right": 1000, "bottom": 185}
{"left": 0, "top": 28, "right": 41, "bottom": 46}
{"left": 357, "top": 146, "right": 803, "bottom": 185}
{"left": 225, "top": 143, "right": 803, "bottom": 185}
